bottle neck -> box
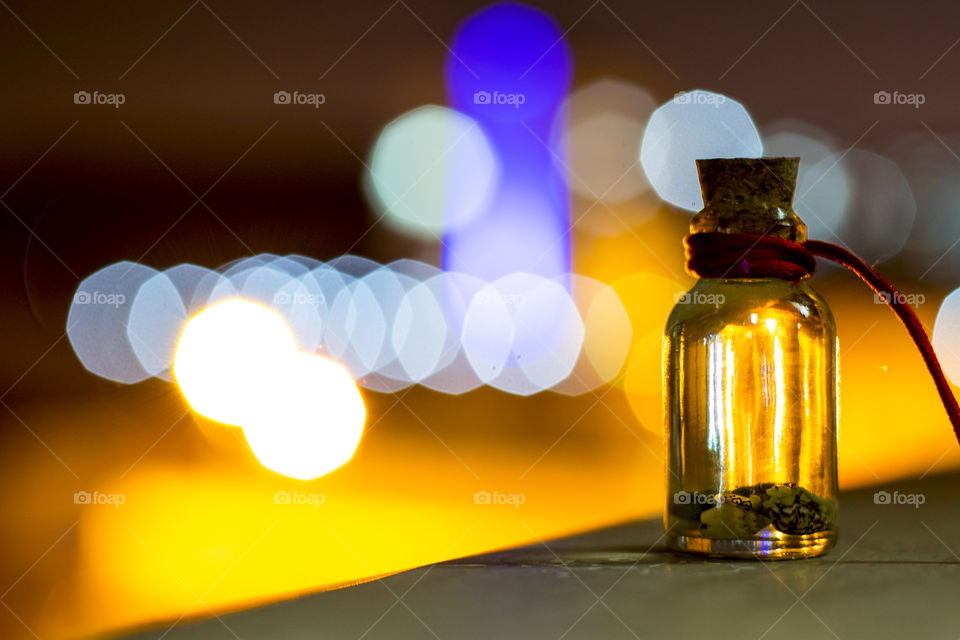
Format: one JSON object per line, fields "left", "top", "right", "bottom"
{"left": 690, "top": 207, "right": 807, "bottom": 242}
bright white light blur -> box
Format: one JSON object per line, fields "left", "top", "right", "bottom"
{"left": 159, "top": 264, "right": 219, "bottom": 316}
{"left": 463, "top": 273, "right": 584, "bottom": 395}
{"left": 70, "top": 255, "right": 630, "bottom": 400}
{"left": 234, "top": 265, "right": 322, "bottom": 352}
{"left": 325, "top": 279, "right": 386, "bottom": 380}
{"left": 506, "top": 274, "right": 584, "bottom": 393}
{"left": 299, "top": 264, "right": 351, "bottom": 358}
{"left": 235, "top": 265, "right": 294, "bottom": 305}
{"left": 127, "top": 272, "right": 188, "bottom": 381}
{"left": 272, "top": 276, "right": 323, "bottom": 353}
{"left": 67, "top": 262, "right": 159, "bottom": 384}
{"left": 640, "top": 90, "right": 763, "bottom": 211}
{"left": 392, "top": 278, "right": 449, "bottom": 382}
{"left": 242, "top": 353, "right": 366, "bottom": 481}
{"left": 173, "top": 299, "right": 298, "bottom": 426}
{"left": 365, "top": 105, "right": 499, "bottom": 237}
{"left": 934, "top": 287, "right": 960, "bottom": 387}
{"left": 362, "top": 269, "right": 422, "bottom": 393}
{"left": 357, "top": 268, "right": 408, "bottom": 372}
{"left": 189, "top": 269, "right": 237, "bottom": 311}
{"left": 461, "top": 280, "right": 515, "bottom": 384}
{"left": 421, "top": 271, "right": 485, "bottom": 394}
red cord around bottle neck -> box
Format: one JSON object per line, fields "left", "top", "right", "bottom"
{"left": 684, "top": 231, "right": 960, "bottom": 447}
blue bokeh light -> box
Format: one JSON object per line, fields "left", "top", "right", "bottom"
{"left": 443, "top": 2, "right": 573, "bottom": 280}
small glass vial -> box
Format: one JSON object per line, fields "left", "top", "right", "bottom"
{"left": 664, "top": 157, "right": 839, "bottom": 559}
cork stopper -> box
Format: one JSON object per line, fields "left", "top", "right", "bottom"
{"left": 691, "top": 157, "right": 807, "bottom": 242}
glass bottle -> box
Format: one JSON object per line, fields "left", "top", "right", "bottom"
{"left": 663, "top": 157, "right": 839, "bottom": 559}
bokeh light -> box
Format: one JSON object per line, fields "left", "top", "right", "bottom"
{"left": 242, "top": 353, "right": 366, "bottom": 480}
{"left": 70, "top": 254, "right": 635, "bottom": 399}
{"left": 462, "top": 273, "right": 585, "bottom": 396}
{"left": 67, "top": 261, "right": 159, "bottom": 384}
{"left": 762, "top": 122, "right": 853, "bottom": 266}
{"left": 889, "top": 131, "right": 960, "bottom": 285}
{"left": 127, "top": 271, "right": 188, "bottom": 381}
{"left": 551, "top": 275, "right": 633, "bottom": 395}
{"left": 392, "top": 277, "right": 450, "bottom": 383}
{"left": 802, "top": 150, "right": 915, "bottom": 265}
{"left": 365, "top": 105, "right": 499, "bottom": 238}
{"left": 444, "top": 2, "right": 572, "bottom": 280}
{"left": 162, "top": 263, "right": 222, "bottom": 316}
{"left": 556, "top": 79, "right": 656, "bottom": 201}
{"left": 325, "top": 275, "right": 399, "bottom": 389}
{"left": 173, "top": 299, "right": 298, "bottom": 426}
{"left": 355, "top": 267, "right": 418, "bottom": 393}
{"left": 933, "top": 287, "right": 960, "bottom": 386}
{"left": 421, "top": 270, "right": 487, "bottom": 395}
{"left": 554, "top": 78, "right": 661, "bottom": 237}
{"left": 640, "top": 90, "right": 763, "bottom": 212}
{"left": 616, "top": 271, "right": 689, "bottom": 433}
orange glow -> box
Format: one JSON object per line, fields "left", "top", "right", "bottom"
{"left": 615, "top": 271, "right": 688, "bottom": 434}
{"left": 3, "top": 257, "right": 960, "bottom": 640}
{"left": 35, "top": 402, "right": 661, "bottom": 639}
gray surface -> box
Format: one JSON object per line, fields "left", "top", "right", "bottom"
{"left": 121, "top": 472, "right": 960, "bottom": 640}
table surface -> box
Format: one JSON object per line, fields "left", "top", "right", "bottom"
{"left": 121, "top": 472, "right": 960, "bottom": 640}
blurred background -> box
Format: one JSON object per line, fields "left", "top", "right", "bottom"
{"left": 3, "top": 0, "right": 960, "bottom": 637}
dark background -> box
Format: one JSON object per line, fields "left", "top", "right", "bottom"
{"left": 4, "top": 3, "right": 960, "bottom": 638}
{"left": 2, "top": 0, "right": 957, "bottom": 399}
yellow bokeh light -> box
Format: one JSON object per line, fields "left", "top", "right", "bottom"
{"left": 243, "top": 353, "right": 366, "bottom": 480}
{"left": 173, "top": 299, "right": 298, "bottom": 426}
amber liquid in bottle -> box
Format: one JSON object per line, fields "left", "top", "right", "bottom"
{"left": 664, "top": 158, "right": 839, "bottom": 559}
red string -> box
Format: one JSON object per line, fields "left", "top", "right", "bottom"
{"left": 684, "top": 231, "right": 960, "bottom": 447}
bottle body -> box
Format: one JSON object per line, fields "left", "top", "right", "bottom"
{"left": 664, "top": 277, "right": 838, "bottom": 559}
